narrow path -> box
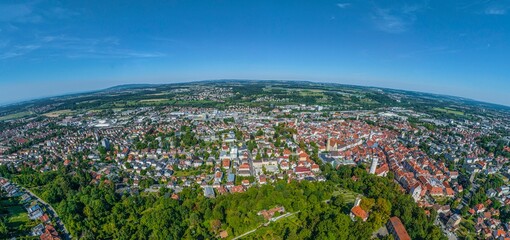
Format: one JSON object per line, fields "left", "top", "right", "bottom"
{"left": 231, "top": 225, "right": 262, "bottom": 240}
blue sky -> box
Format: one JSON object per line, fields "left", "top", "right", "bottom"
{"left": 0, "top": 0, "right": 509, "bottom": 106}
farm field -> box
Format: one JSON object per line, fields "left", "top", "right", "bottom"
{"left": 432, "top": 107, "right": 464, "bottom": 115}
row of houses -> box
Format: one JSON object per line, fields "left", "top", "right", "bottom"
{"left": 0, "top": 178, "right": 61, "bottom": 240}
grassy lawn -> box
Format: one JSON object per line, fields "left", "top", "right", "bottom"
{"left": 0, "top": 196, "right": 39, "bottom": 238}
{"left": 332, "top": 187, "right": 362, "bottom": 204}
{"left": 173, "top": 169, "right": 204, "bottom": 177}
{"left": 6, "top": 205, "right": 29, "bottom": 228}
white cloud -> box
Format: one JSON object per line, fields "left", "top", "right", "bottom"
{"left": 65, "top": 49, "right": 166, "bottom": 59}
{"left": 337, "top": 3, "right": 351, "bottom": 9}
{"left": 458, "top": 1, "right": 509, "bottom": 16}
{"left": 485, "top": 7, "right": 507, "bottom": 15}
{"left": 0, "top": 34, "right": 165, "bottom": 60}
{"left": 0, "top": 3, "right": 42, "bottom": 23}
{"left": 0, "top": 44, "right": 40, "bottom": 59}
{"left": 371, "top": 4, "right": 425, "bottom": 33}
{"left": 36, "top": 35, "right": 160, "bottom": 59}
{"left": 372, "top": 9, "right": 408, "bottom": 33}
{"left": 44, "top": 6, "right": 81, "bottom": 19}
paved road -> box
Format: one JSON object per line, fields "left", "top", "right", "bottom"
{"left": 232, "top": 211, "right": 300, "bottom": 240}
{"left": 23, "top": 188, "right": 71, "bottom": 240}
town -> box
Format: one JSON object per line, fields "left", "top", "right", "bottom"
{"left": 1, "top": 83, "right": 509, "bottom": 239}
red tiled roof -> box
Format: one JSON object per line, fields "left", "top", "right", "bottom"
{"left": 230, "top": 185, "right": 245, "bottom": 193}
{"left": 40, "top": 225, "right": 60, "bottom": 240}
{"left": 388, "top": 217, "right": 411, "bottom": 240}
{"left": 351, "top": 206, "right": 368, "bottom": 220}
{"left": 222, "top": 159, "right": 230, "bottom": 168}
{"left": 39, "top": 214, "right": 50, "bottom": 222}
{"left": 294, "top": 166, "right": 310, "bottom": 173}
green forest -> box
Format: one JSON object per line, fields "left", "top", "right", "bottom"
{"left": 0, "top": 164, "right": 445, "bottom": 240}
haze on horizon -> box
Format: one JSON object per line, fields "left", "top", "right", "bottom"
{"left": 0, "top": 0, "right": 509, "bottom": 106}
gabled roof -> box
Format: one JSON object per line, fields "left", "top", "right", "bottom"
{"left": 388, "top": 217, "right": 411, "bottom": 240}
{"left": 351, "top": 206, "right": 368, "bottom": 220}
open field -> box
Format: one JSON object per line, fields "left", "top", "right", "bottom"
{"left": 43, "top": 109, "right": 74, "bottom": 117}
{"left": 147, "top": 92, "right": 171, "bottom": 96}
{"left": 86, "top": 109, "right": 104, "bottom": 114}
{"left": 139, "top": 98, "right": 170, "bottom": 103}
{"left": 297, "top": 90, "right": 325, "bottom": 96}
{"left": 432, "top": 107, "right": 464, "bottom": 115}
{"left": 0, "top": 111, "right": 33, "bottom": 121}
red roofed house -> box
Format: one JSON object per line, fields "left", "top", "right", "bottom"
{"left": 375, "top": 164, "right": 389, "bottom": 177}
{"left": 475, "top": 204, "right": 486, "bottom": 213}
{"left": 294, "top": 166, "right": 311, "bottom": 175}
{"left": 444, "top": 187, "right": 455, "bottom": 197}
{"left": 259, "top": 175, "right": 267, "bottom": 185}
{"left": 351, "top": 206, "right": 368, "bottom": 221}
{"left": 428, "top": 185, "right": 444, "bottom": 197}
{"left": 469, "top": 208, "right": 476, "bottom": 215}
{"left": 222, "top": 159, "right": 230, "bottom": 169}
{"left": 230, "top": 185, "right": 245, "bottom": 193}
{"left": 171, "top": 193, "right": 180, "bottom": 200}
{"left": 387, "top": 217, "right": 411, "bottom": 240}
{"left": 40, "top": 225, "right": 60, "bottom": 240}
{"left": 280, "top": 161, "right": 289, "bottom": 170}
{"left": 237, "top": 163, "right": 251, "bottom": 177}
{"left": 241, "top": 179, "right": 250, "bottom": 186}
{"left": 298, "top": 152, "right": 309, "bottom": 161}
{"left": 493, "top": 229, "right": 505, "bottom": 238}
{"left": 39, "top": 214, "right": 50, "bottom": 223}
{"left": 283, "top": 149, "right": 292, "bottom": 157}
{"left": 311, "top": 164, "right": 320, "bottom": 172}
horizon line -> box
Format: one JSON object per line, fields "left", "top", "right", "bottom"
{"left": 1, "top": 79, "right": 509, "bottom": 109}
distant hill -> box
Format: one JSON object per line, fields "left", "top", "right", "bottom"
{"left": 104, "top": 84, "right": 162, "bottom": 91}
{"left": 0, "top": 79, "right": 509, "bottom": 121}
